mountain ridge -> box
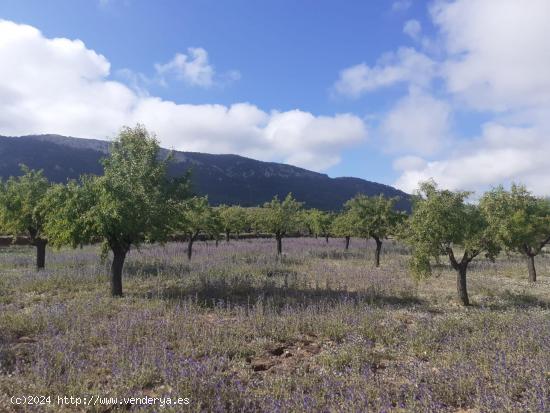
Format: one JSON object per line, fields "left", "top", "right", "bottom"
{"left": 0, "top": 134, "right": 410, "bottom": 211}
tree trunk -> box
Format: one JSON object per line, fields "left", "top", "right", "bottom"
{"left": 456, "top": 265, "right": 470, "bottom": 306}
{"left": 276, "top": 235, "right": 282, "bottom": 255}
{"left": 345, "top": 236, "right": 350, "bottom": 250}
{"left": 226, "top": 231, "right": 230, "bottom": 242}
{"left": 325, "top": 235, "right": 329, "bottom": 243}
{"left": 111, "top": 247, "right": 127, "bottom": 297}
{"left": 187, "top": 237, "right": 194, "bottom": 260}
{"left": 527, "top": 254, "right": 537, "bottom": 282}
{"left": 35, "top": 239, "right": 47, "bottom": 270}
{"left": 374, "top": 237, "right": 382, "bottom": 267}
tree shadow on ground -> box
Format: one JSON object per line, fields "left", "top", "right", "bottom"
{"left": 123, "top": 261, "right": 192, "bottom": 278}
{"left": 478, "top": 290, "right": 550, "bottom": 310}
{"left": 308, "top": 250, "right": 369, "bottom": 260}
{"left": 141, "top": 277, "right": 425, "bottom": 309}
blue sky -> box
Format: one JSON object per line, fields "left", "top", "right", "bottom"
{"left": 1, "top": 0, "right": 550, "bottom": 195}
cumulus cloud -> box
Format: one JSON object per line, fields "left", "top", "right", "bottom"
{"left": 361, "top": 0, "right": 550, "bottom": 195}
{"left": 392, "top": 155, "right": 427, "bottom": 172}
{"left": 431, "top": 0, "right": 550, "bottom": 112}
{"left": 151, "top": 49, "right": 240, "bottom": 89}
{"left": 394, "top": 122, "right": 550, "bottom": 195}
{"left": 332, "top": 0, "right": 550, "bottom": 195}
{"left": 391, "top": 0, "right": 550, "bottom": 195}
{"left": 380, "top": 89, "right": 451, "bottom": 156}
{"left": 263, "top": 111, "right": 366, "bottom": 169}
{"left": 155, "top": 48, "right": 216, "bottom": 88}
{"left": 333, "top": 48, "right": 435, "bottom": 98}
{"left": 131, "top": 102, "right": 366, "bottom": 170}
{"left": 0, "top": 19, "right": 366, "bottom": 171}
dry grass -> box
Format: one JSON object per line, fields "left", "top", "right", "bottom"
{"left": 0, "top": 238, "right": 549, "bottom": 412}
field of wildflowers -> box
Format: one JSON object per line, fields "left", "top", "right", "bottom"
{"left": 0, "top": 238, "right": 549, "bottom": 412}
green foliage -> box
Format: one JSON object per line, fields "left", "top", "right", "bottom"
{"left": 404, "top": 181, "right": 499, "bottom": 279}
{"left": 330, "top": 211, "right": 358, "bottom": 238}
{"left": 177, "top": 196, "right": 220, "bottom": 240}
{"left": 304, "top": 209, "right": 334, "bottom": 238}
{"left": 217, "top": 205, "right": 247, "bottom": 238}
{"left": 256, "top": 193, "right": 303, "bottom": 237}
{"left": 242, "top": 207, "right": 264, "bottom": 234}
{"left": 45, "top": 125, "right": 190, "bottom": 254}
{"left": 479, "top": 184, "right": 550, "bottom": 256}
{"left": 0, "top": 165, "right": 50, "bottom": 242}
{"left": 344, "top": 194, "right": 406, "bottom": 240}
{"left": 43, "top": 177, "right": 99, "bottom": 249}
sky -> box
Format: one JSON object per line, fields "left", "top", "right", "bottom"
{"left": 1, "top": 0, "right": 550, "bottom": 195}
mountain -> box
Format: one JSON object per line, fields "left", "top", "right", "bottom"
{"left": 0, "top": 134, "right": 410, "bottom": 211}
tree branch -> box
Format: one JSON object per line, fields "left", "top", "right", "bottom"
{"left": 464, "top": 249, "right": 479, "bottom": 264}
{"left": 446, "top": 247, "right": 459, "bottom": 270}
{"left": 536, "top": 235, "right": 550, "bottom": 254}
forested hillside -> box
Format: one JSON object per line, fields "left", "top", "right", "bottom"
{"left": 0, "top": 134, "right": 410, "bottom": 211}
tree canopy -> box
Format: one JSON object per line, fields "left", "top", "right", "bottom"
{"left": 479, "top": 184, "right": 550, "bottom": 282}
{"left": 45, "top": 125, "right": 190, "bottom": 296}
{"left": 0, "top": 165, "right": 51, "bottom": 269}
{"left": 331, "top": 211, "right": 358, "bottom": 250}
{"left": 257, "top": 193, "right": 303, "bottom": 255}
{"left": 403, "top": 181, "right": 499, "bottom": 305}
{"left": 345, "top": 194, "right": 406, "bottom": 266}
{"left": 218, "top": 204, "right": 247, "bottom": 242}
{"left": 305, "top": 209, "right": 334, "bottom": 242}
{"left": 176, "top": 196, "right": 220, "bottom": 259}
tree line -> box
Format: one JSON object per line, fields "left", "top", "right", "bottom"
{"left": 1, "top": 125, "right": 549, "bottom": 305}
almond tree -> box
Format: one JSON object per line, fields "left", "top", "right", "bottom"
{"left": 45, "top": 125, "right": 189, "bottom": 296}
{"left": 0, "top": 166, "right": 50, "bottom": 270}
{"left": 331, "top": 210, "right": 358, "bottom": 250}
{"left": 480, "top": 184, "right": 550, "bottom": 282}
{"left": 218, "top": 204, "right": 247, "bottom": 242}
{"left": 404, "top": 181, "right": 500, "bottom": 306}
{"left": 244, "top": 207, "right": 264, "bottom": 236}
{"left": 257, "top": 193, "right": 302, "bottom": 255}
{"left": 306, "top": 209, "right": 334, "bottom": 243}
{"left": 345, "top": 194, "right": 406, "bottom": 267}
{"left": 177, "top": 196, "right": 220, "bottom": 260}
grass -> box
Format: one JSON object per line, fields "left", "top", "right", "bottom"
{"left": 0, "top": 238, "right": 549, "bottom": 412}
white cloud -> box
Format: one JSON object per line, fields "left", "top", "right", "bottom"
{"left": 154, "top": 48, "right": 240, "bottom": 88}
{"left": 333, "top": 0, "right": 550, "bottom": 195}
{"left": 0, "top": 20, "right": 366, "bottom": 172}
{"left": 131, "top": 102, "right": 366, "bottom": 170}
{"left": 403, "top": 19, "right": 421, "bottom": 40}
{"left": 333, "top": 48, "right": 435, "bottom": 98}
{"left": 263, "top": 111, "right": 367, "bottom": 170}
{"left": 380, "top": 0, "right": 550, "bottom": 195}
{"left": 392, "top": 155, "right": 427, "bottom": 172}
{"left": 115, "top": 68, "right": 152, "bottom": 96}
{"left": 431, "top": 0, "right": 550, "bottom": 112}
{"left": 332, "top": 0, "right": 550, "bottom": 195}
{"left": 380, "top": 89, "right": 451, "bottom": 156}
{"left": 155, "top": 48, "right": 216, "bottom": 87}
{"left": 394, "top": 122, "right": 550, "bottom": 195}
